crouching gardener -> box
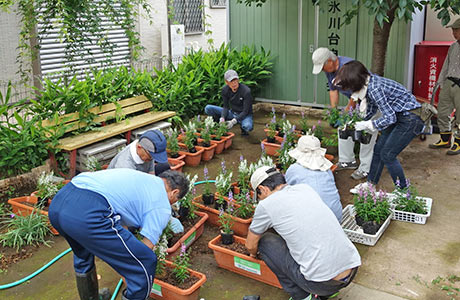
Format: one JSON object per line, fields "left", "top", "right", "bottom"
{"left": 246, "top": 166, "right": 361, "bottom": 300}
{"left": 48, "top": 169, "right": 189, "bottom": 300}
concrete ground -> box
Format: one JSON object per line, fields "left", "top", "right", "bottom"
{"left": 1, "top": 109, "right": 459, "bottom": 300}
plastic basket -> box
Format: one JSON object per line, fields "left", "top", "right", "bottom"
{"left": 341, "top": 205, "right": 391, "bottom": 246}
{"left": 387, "top": 194, "right": 432, "bottom": 225}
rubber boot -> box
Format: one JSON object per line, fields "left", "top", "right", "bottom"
{"left": 75, "top": 266, "right": 111, "bottom": 300}
{"left": 121, "top": 289, "right": 131, "bottom": 300}
{"left": 429, "top": 132, "right": 451, "bottom": 148}
{"left": 447, "top": 137, "right": 460, "bottom": 155}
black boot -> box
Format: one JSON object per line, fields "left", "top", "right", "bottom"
{"left": 75, "top": 266, "right": 111, "bottom": 300}
{"left": 447, "top": 137, "right": 460, "bottom": 155}
{"left": 121, "top": 289, "right": 131, "bottom": 300}
{"left": 429, "top": 132, "right": 451, "bottom": 148}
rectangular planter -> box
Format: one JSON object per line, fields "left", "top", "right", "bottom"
{"left": 178, "top": 145, "right": 204, "bottom": 167}
{"left": 167, "top": 211, "right": 208, "bottom": 258}
{"left": 210, "top": 138, "right": 225, "bottom": 154}
{"left": 196, "top": 142, "right": 217, "bottom": 161}
{"left": 150, "top": 260, "right": 207, "bottom": 300}
{"left": 192, "top": 195, "right": 252, "bottom": 237}
{"left": 168, "top": 158, "right": 185, "bottom": 172}
{"left": 208, "top": 235, "right": 282, "bottom": 289}
{"left": 8, "top": 196, "right": 59, "bottom": 235}
{"left": 387, "top": 194, "right": 433, "bottom": 225}
{"left": 341, "top": 205, "right": 391, "bottom": 246}
{"left": 261, "top": 139, "right": 281, "bottom": 156}
{"left": 222, "top": 132, "right": 235, "bottom": 149}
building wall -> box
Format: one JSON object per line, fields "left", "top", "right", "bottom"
{"left": 425, "top": 7, "right": 457, "bottom": 42}
{"left": 0, "top": 5, "right": 24, "bottom": 83}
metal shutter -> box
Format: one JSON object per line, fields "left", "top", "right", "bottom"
{"left": 36, "top": 2, "right": 130, "bottom": 81}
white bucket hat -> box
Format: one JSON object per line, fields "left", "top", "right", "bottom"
{"left": 288, "top": 135, "right": 332, "bottom": 171}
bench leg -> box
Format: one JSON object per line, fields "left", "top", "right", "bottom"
{"left": 69, "top": 150, "right": 77, "bottom": 179}
{"left": 125, "top": 131, "right": 132, "bottom": 144}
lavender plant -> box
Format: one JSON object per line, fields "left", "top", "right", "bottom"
{"left": 203, "top": 167, "right": 212, "bottom": 197}
{"left": 299, "top": 111, "right": 309, "bottom": 133}
{"left": 218, "top": 200, "right": 235, "bottom": 234}
{"left": 178, "top": 174, "right": 198, "bottom": 219}
{"left": 172, "top": 244, "right": 191, "bottom": 284}
{"left": 165, "top": 128, "right": 180, "bottom": 157}
{"left": 353, "top": 185, "right": 391, "bottom": 224}
{"left": 392, "top": 179, "right": 427, "bottom": 214}
{"left": 237, "top": 155, "right": 250, "bottom": 190}
{"left": 154, "top": 232, "right": 169, "bottom": 276}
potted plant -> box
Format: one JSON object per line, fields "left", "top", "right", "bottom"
{"left": 202, "top": 167, "right": 214, "bottom": 205}
{"left": 178, "top": 128, "right": 204, "bottom": 167}
{"left": 299, "top": 111, "right": 309, "bottom": 134}
{"left": 35, "top": 172, "right": 65, "bottom": 208}
{"left": 166, "top": 128, "right": 183, "bottom": 159}
{"left": 233, "top": 191, "right": 256, "bottom": 220}
{"left": 389, "top": 179, "right": 432, "bottom": 224}
{"left": 152, "top": 234, "right": 207, "bottom": 300}
{"left": 218, "top": 205, "right": 235, "bottom": 245}
{"left": 353, "top": 185, "right": 392, "bottom": 235}
{"left": 276, "top": 140, "right": 296, "bottom": 173}
{"left": 323, "top": 107, "right": 341, "bottom": 128}
{"left": 210, "top": 119, "right": 227, "bottom": 154}
{"left": 197, "top": 123, "right": 217, "bottom": 161}
{"left": 214, "top": 161, "right": 233, "bottom": 209}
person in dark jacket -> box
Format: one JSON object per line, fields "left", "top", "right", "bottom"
{"left": 204, "top": 69, "right": 254, "bottom": 135}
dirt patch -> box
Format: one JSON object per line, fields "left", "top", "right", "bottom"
{"left": 168, "top": 217, "right": 200, "bottom": 247}
{"left": 156, "top": 267, "right": 199, "bottom": 290}
{"left": 219, "top": 241, "right": 251, "bottom": 256}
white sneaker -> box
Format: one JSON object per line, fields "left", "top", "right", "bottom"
{"left": 351, "top": 169, "right": 369, "bottom": 180}
{"left": 350, "top": 181, "right": 374, "bottom": 194}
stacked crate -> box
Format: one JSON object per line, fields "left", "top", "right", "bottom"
{"left": 132, "top": 121, "right": 172, "bottom": 140}
{"left": 76, "top": 138, "right": 127, "bottom": 172}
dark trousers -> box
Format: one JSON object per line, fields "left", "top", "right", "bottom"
{"left": 367, "top": 112, "right": 424, "bottom": 188}
{"left": 49, "top": 183, "right": 157, "bottom": 300}
{"left": 258, "top": 232, "right": 356, "bottom": 300}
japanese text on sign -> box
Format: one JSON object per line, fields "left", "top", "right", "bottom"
{"left": 428, "top": 57, "right": 437, "bottom": 100}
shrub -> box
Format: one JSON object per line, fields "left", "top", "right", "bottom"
{"left": 0, "top": 212, "right": 51, "bottom": 250}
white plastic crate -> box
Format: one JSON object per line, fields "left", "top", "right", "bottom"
{"left": 341, "top": 205, "right": 392, "bottom": 246}
{"left": 132, "top": 121, "right": 172, "bottom": 140}
{"left": 76, "top": 138, "right": 127, "bottom": 172}
{"left": 387, "top": 194, "right": 433, "bottom": 225}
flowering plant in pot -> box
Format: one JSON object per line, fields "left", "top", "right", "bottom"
{"left": 200, "top": 118, "right": 213, "bottom": 148}
{"left": 218, "top": 201, "right": 235, "bottom": 245}
{"left": 353, "top": 185, "right": 391, "bottom": 235}
{"left": 166, "top": 128, "right": 181, "bottom": 158}
{"left": 299, "top": 111, "right": 309, "bottom": 134}
{"left": 392, "top": 179, "right": 427, "bottom": 215}
{"left": 265, "top": 115, "right": 277, "bottom": 143}
{"left": 323, "top": 107, "right": 341, "bottom": 128}
{"left": 36, "top": 172, "right": 64, "bottom": 208}
{"left": 213, "top": 119, "right": 227, "bottom": 141}
{"left": 311, "top": 120, "right": 325, "bottom": 141}
{"left": 192, "top": 115, "right": 204, "bottom": 133}
{"left": 215, "top": 173, "right": 233, "bottom": 210}
{"left": 236, "top": 155, "right": 251, "bottom": 192}
{"left": 85, "top": 156, "right": 102, "bottom": 172}
{"left": 202, "top": 167, "right": 214, "bottom": 205}
{"left": 177, "top": 174, "right": 199, "bottom": 220}
{"left": 233, "top": 191, "right": 255, "bottom": 219}
{"left": 182, "top": 125, "right": 198, "bottom": 153}
{"left": 276, "top": 139, "right": 296, "bottom": 173}
{"left": 276, "top": 113, "right": 288, "bottom": 137}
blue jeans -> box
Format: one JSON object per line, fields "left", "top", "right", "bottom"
{"left": 204, "top": 104, "right": 254, "bottom": 132}
{"left": 258, "top": 233, "right": 355, "bottom": 300}
{"left": 49, "top": 183, "right": 156, "bottom": 300}
{"left": 367, "top": 112, "right": 424, "bottom": 188}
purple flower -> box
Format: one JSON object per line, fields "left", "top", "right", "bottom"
{"left": 291, "top": 125, "right": 296, "bottom": 132}
{"left": 181, "top": 128, "right": 185, "bottom": 134}
{"left": 197, "top": 115, "right": 201, "bottom": 122}
{"left": 261, "top": 142, "right": 265, "bottom": 152}
{"left": 312, "top": 125, "right": 316, "bottom": 131}
{"left": 10, "top": 213, "right": 15, "bottom": 218}
{"left": 317, "top": 120, "right": 321, "bottom": 125}
{"left": 282, "top": 113, "right": 286, "bottom": 120}
{"left": 240, "top": 155, "right": 244, "bottom": 162}
{"left": 406, "top": 178, "right": 411, "bottom": 187}
{"left": 221, "top": 160, "right": 226, "bottom": 174}
{"left": 358, "top": 188, "right": 364, "bottom": 198}
{"left": 301, "top": 111, "right": 305, "bottom": 118}
{"left": 280, "top": 141, "right": 285, "bottom": 149}
{"left": 204, "top": 167, "right": 208, "bottom": 179}
{"left": 271, "top": 116, "right": 276, "bottom": 123}
{"left": 271, "top": 106, "right": 275, "bottom": 114}
{"left": 348, "top": 110, "right": 353, "bottom": 117}
{"left": 228, "top": 190, "right": 233, "bottom": 200}
{"left": 395, "top": 179, "right": 400, "bottom": 187}
{"left": 219, "top": 208, "right": 224, "bottom": 216}
{"left": 406, "top": 190, "right": 411, "bottom": 199}
{"left": 356, "top": 103, "right": 360, "bottom": 112}
{"left": 192, "top": 188, "right": 196, "bottom": 196}
{"left": 181, "top": 243, "right": 187, "bottom": 255}
{"left": 245, "top": 192, "right": 250, "bottom": 202}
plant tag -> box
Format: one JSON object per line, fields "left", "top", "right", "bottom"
{"left": 151, "top": 283, "right": 162, "bottom": 297}
{"left": 184, "top": 231, "right": 196, "bottom": 248}
{"left": 234, "top": 257, "right": 261, "bottom": 275}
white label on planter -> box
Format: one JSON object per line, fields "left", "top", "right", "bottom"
{"left": 151, "top": 283, "right": 162, "bottom": 296}
{"left": 184, "top": 231, "right": 196, "bottom": 248}
{"left": 234, "top": 257, "right": 261, "bottom": 275}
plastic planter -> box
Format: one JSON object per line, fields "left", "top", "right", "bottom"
{"left": 166, "top": 211, "right": 208, "bottom": 258}
{"left": 192, "top": 195, "right": 252, "bottom": 237}
{"left": 230, "top": 182, "right": 255, "bottom": 198}
{"left": 210, "top": 137, "right": 225, "bottom": 154}
{"left": 197, "top": 142, "right": 217, "bottom": 161}
{"left": 222, "top": 132, "right": 235, "bottom": 149}
{"left": 167, "top": 151, "right": 186, "bottom": 161}
{"left": 261, "top": 139, "right": 281, "bottom": 156}
{"left": 338, "top": 129, "right": 353, "bottom": 140}
{"left": 168, "top": 158, "right": 185, "bottom": 172}
{"left": 8, "top": 196, "right": 59, "bottom": 235}
{"left": 178, "top": 145, "right": 204, "bottom": 167}
{"left": 208, "top": 235, "right": 282, "bottom": 289}
{"left": 150, "top": 260, "right": 207, "bottom": 300}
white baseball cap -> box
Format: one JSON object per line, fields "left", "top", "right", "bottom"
{"left": 224, "top": 69, "right": 239, "bottom": 82}
{"left": 250, "top": 166, "right": 279, "bottom": 191}
{"left": 312, "top": 48, "right": 333, "bottom": 75}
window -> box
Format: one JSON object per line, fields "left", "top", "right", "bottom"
{"left": 210, "top": 0, "right": 226, "bottom": 8}
{"left": 173, "top": 0, "right": 204, "bottom": 34}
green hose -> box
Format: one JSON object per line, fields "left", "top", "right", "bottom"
{"left": 0, "top": 180, "right": 215, "bottom": 297}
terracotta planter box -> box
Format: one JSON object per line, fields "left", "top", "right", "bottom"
{"left": 196, "top": 142, "right": 217, "bottom": 162}
{"left": 263, "top": 128, "right": 278, "bottom": 137}
{"left": 167, "top": 211, "right": 208, "bottom": 258}
{"left": 168, "top": 158, "right": 185, "bottom": 172}
{"left": 149, "top": 260, "right": 207, "bottom": 300}
{"left": 261, "top": 139, "right": 281, "bottom": 156}
{"left": 8, "top": 196, "right": 59, "bottom": 235}
{"left": 208, "top": 235, "right": 282, "bottom": 289}
{"left": 222, "top": 132, "right": 235, "bottom": 149}
{"left": 210, "top": 138, "right": 225, "bottom": 154}
{"left": 167, "top": 151, "right": 186, "bottom": 161}
{"left": 192, "top": 195, "right": 252, "bottom": 237}
{"left": 178, "top": 145, "right": 204, "bottom": 167}
{"left": 230, "top": 182, "right": 255, "bottom": 198}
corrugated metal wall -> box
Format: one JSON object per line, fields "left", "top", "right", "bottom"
{"left": 229, "top": 0, "right": 409, "bottom": 107}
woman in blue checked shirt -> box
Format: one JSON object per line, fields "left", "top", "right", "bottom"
{"left": 333, "top": 60, "right": 424, "bottom": 191}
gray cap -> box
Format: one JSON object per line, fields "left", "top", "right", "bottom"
{"left": 224, "top": 69, "right": 239, "bottom": 82}
{"left": 446, "top": 18, "right": 460, "bottom": 29}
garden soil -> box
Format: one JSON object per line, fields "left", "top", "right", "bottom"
{"left": 1, "top": 110, "right": 459, "bottom": 300}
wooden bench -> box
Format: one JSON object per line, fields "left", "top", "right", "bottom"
{"left": 42, "top": 95, "right": 175, "bottom": 178}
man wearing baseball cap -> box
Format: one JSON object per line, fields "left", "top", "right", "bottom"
{"left": 204, "top": 69, "right": 254, "bottom": 135}
{"left": 312, "top": 47, "right": 378, "bottom": 181}
{"left": 109, "top": 129, "right": 169, "bottom": 174}
{"left": 245, "top": 166, "right": 361, "bottom": 300}
{"left": 429, "top": 18, "right": 460, "bottom": 155}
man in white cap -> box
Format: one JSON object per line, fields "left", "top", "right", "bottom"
{"left": 429, "top": 18, "right": 460, "bottom": 155}
{"left": 245, "top": 166, "right": 361, "bottom": 300}
{"left": 285, "top": 135, "right": 342, "bottom": 221}
{"left": 204, "top": 69, "right": 254, "bottom": 135}
{"left": 312, "top": 47, "right": 377, "bottom": 180}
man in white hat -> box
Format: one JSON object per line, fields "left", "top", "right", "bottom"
{"left": 245, "top": 166, "right": 361, "bottom": 300}
{"left": 429, "top": 18, "right": 460, "bottom": 155}
{"left": 312, "top": 47, "right": 378, "bottom": 180}
{"left": 204, "top": 69, "right": 254, "bottom": 135}
{"left": 285, "top": 135, "right": 342, "bottom": 221}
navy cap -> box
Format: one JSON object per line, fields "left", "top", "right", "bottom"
{"left": 139, "top": 130, "right": 168, "bottom": 163}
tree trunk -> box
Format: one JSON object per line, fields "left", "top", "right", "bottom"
{"left": 370, "top": 5, "right": 397, "bottom": 76}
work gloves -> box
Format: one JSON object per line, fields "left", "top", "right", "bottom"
{"left": 169, "top": 216, "right": 184, "bottom": 234}
{"left": 226, "top": 118, "right": 238, "bottom": 129}
{"left": 355, "top": 120, "right": 376, "bottom": 132}
{"left": 219, "top": 117, "right": 225, "bottom": 123}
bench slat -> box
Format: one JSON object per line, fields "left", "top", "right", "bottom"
{"left": 41, "top": 95, "right": 152, "bottom": 129}
{"left": 56, "top": 111, "right": 176, "bottom": 151}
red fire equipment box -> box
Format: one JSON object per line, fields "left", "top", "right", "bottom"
{"left": 413, "top": 41, "right": 453, "bottom": 106}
